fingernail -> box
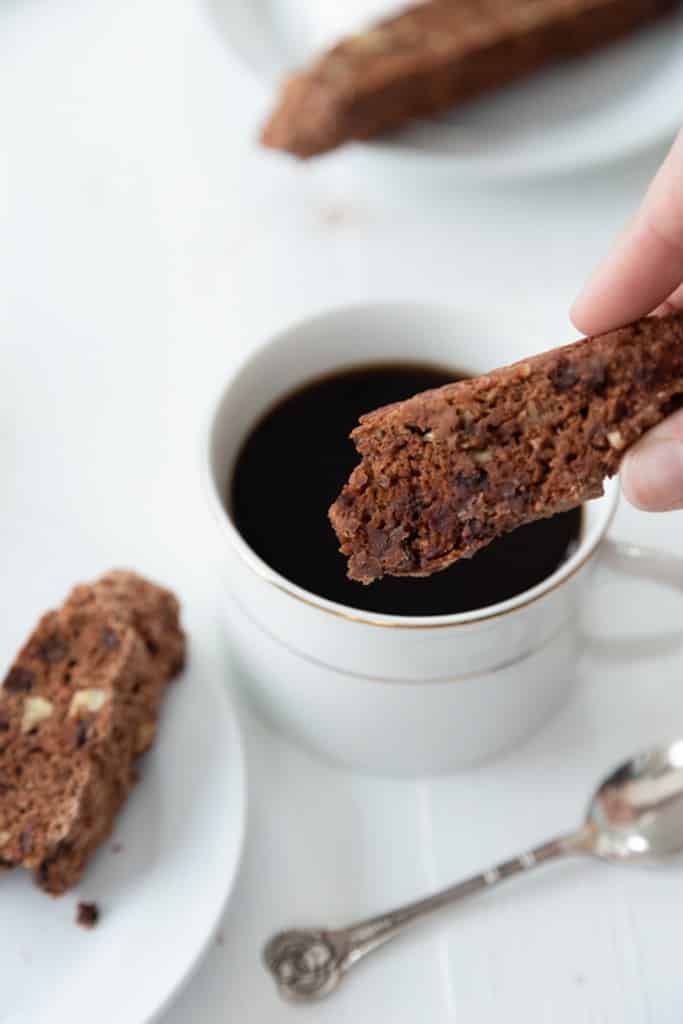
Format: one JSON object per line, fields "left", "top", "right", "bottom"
{"left": 622, "top": 438, "right": 683, "bottom": 511}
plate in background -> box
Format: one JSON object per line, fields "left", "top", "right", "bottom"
{"left": 209, "top": 0, "right": 683, "bottom": 177}
{"left": 0, "top": 653, "right": 246, "bottom": 1024}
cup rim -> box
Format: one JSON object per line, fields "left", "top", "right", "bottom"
{"left": 201, "top": 303, "right": 621, "bottom": 630}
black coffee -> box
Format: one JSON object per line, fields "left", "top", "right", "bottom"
{"left": 230, "top": 364, "right": 582, "bottom": 617}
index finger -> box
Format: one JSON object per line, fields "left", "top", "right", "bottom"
{"left": 572, "top": 130, "right": 683, "bottom": 336}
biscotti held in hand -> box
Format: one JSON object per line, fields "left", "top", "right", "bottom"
{"left": 329, "top": 313, "right": 683, "bottom": 584}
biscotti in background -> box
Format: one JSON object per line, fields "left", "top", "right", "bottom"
{"left": 262, "top": 0, "right": 678, "bottom": 158}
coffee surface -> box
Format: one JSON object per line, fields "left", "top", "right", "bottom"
{"left": 231, "top": 364, "right": 582, "bottom": 616}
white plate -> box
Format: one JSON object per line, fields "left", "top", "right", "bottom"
{"left": 0, "top": 653, "right": 246, "bottom": 1024}
{"left": 210, "top": 0, "right": 683, "bottom": 177}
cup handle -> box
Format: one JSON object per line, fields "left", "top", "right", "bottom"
{"left": 585, "top": 538, "right": 683, "bottom": 662}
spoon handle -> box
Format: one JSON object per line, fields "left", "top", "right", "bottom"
{"left": 264, "top": 827, "right": 590, "bottom": 1003}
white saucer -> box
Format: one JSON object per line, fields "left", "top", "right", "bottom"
{"left": 211, "top": 0, "right": 683, "bottom": 177}
{"left": 0, "top": 652, "right": 246, "bottom": 1024}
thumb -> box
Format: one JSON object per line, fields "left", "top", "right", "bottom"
{"left": 621, "top": 408, "right": 683, "bottom": 511}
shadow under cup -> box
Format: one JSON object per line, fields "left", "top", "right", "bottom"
{"left": 204, "top": 304, "right": 619, "bottom": 776}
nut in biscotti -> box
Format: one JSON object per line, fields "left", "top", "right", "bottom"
{"left": 0, "top": 570, "right": 185, "bottom": 895}
{"left": 262, "top": 0, "right": 677, "bottom": 158}
{"left": 329, "top": 314, "right": 683, "bottom": 584}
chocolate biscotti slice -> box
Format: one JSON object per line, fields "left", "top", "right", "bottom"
{"left": 262, "top": 0, "right": 676, "bottom": 158}
{"left": 330, "top": 313, "right": 683, "bottom": 583}
{"left": 0, "top": 571, "right": 185, "bottom": 895}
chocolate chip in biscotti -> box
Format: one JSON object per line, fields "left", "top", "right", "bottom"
{"left": 3, "top": 668, "right": 34, "bottom": 693}
{"left": 262, "top": 0, "right": 678, "bottom": 158}
{"left": 0, "top": 571, "right": 185, "bottom": 895}
{"left": 329, "top": 313, "right": 683, "bottom": 584}
{"left": 100, "top": 627, "right": 120, "bottom": 651}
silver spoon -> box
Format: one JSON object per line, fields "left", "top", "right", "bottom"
{"left": 263, "top": 739, "right": 683, "bottom": 1003}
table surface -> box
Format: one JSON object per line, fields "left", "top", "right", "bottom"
{"left": 3, "top": 1, "right": 683, "bottom": 1021}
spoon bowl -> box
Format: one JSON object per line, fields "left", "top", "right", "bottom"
{"left": 586, "top": 739, "right": 683, "bottom": 863}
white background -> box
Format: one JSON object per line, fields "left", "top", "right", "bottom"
{"left": 3, "top": 1, "right": 683, "bottom": 1021}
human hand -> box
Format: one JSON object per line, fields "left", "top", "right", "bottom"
{"left": 572, "top": 130, "right": 683, "bottom": 512}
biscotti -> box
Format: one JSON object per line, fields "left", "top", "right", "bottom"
{"left": 329, "top": 313, "right": 683, "bottom": 583}
{"left": 0, "top": 571, "right": 185, "bottom": 895}
{"left": 262, "top": 0, "right": 676, "bottom": 158}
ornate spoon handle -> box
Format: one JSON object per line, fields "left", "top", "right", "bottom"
{"left": 263, "top": 827, "right": 590, "bottom": 1003}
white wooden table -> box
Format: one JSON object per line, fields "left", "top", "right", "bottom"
{"left": 3, "top": 2, "right": 683, "bottom": 1020}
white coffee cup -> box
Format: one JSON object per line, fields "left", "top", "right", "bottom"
{"left": 201, "top": 303, "right": 665, "bottom": 777}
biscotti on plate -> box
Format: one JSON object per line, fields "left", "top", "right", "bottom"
{"left": 329, "top": 313, "right": 683, "bottom": 583}
{"left": 262, "top": 0, "right": 677, "bottom": 158}
{"left": 0, "top": 570, "right": 185, "bottom": 895}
